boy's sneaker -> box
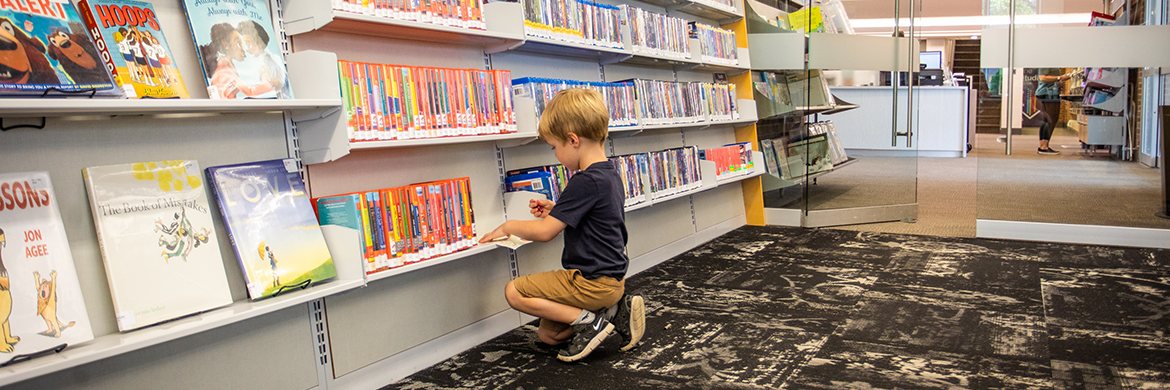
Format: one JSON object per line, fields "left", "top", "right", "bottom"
{"left": 557, "top": 313, "right": 614, "bottom": 363}
{"left": 1038, "top": 148, "right": 1060, "bottom": 155}
{"left": 612, "top": 294, "right": 646, "bottom": 351}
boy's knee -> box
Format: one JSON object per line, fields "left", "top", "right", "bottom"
{"left": 504, "top": 280, "right": 522, "bottom": 309}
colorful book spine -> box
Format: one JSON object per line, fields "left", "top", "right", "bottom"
{"left": 522, "top": 0, "right": 621, "bottom": 49}
{"left": 620, "top": 5, "right": 691, "bottom": 60}
{"left": 315, "top": 178, "right": 478, "bottom": 275}
{"left": 334, "top": 0, "right": 484, "bottom": 29}
{"left": 688, "top": 21, "right": 738, "bottom": 66}
{"left": 338, "top": 60, "right": 516, "bottom": 142}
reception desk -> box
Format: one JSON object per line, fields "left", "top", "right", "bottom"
{"left": 825, "top": 86, "right": 971, "bottom": 157}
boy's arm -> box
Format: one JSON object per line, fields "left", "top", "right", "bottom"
{"left": 478, "top": 215, "right": 567, "bottom": 244}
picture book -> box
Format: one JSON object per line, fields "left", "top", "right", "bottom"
{"left": 82, "top": 160, "right": 232, "bottom": 331}
{"left": 0, "top": 172, "right": 94, "bottom": 358}
{"left": 206, "top": 159, "right": 336, "bottom": 299}
{"left": 0, "top": 0, "right": 119, "bottom": 96}
{"left": 181, "top": 0, "right": 294, "bottom": 99}
{"left": 76, "top": 0, "right": 191, "bottom": 98}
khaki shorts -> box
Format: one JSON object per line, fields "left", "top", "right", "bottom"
{"left": 514, "top": 269, "right": 624, "bottom": 333}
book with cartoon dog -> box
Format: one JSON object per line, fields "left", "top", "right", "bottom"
{"left": 0, "top": 0, "right": 120, "bottom": 96}
{"left": 0, "top": 172, "right": 94, "bottom": 359}
{"left": 76, "top": 0, "right": 191, "bottom": 98}
{"left": 205, "top": 159, "right": 337, "bottom": 299}
{"left": 82, "top": 160, "right": 233, "bottom": 331}
{"left": 181, "top": 0, "right": 294, "bottom": 99}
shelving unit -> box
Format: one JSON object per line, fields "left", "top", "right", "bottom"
{"left": 1078, "top": 67, "right": 1128, "bottom": 150}
{"left": 282, "top": 0, "right": 524, "bottom": 49}
{"left": 0, "top": 0, "right": 760, "bottom": 386}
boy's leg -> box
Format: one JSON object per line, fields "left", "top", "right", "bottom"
{"left": 508, "top": 270, "right": 622, "bottom": 362}
{"left": 505, "top": 280, "right": 588, "bottom": 324}
{"left": 536, "top": 321, "right": 574, "bottom": 345}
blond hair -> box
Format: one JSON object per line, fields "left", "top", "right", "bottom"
{"left": 538, "top": 88, "right": 609, "bottom": 143}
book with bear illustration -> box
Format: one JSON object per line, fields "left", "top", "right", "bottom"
{"left": 82, "top": 160, "right": 233, "bottom": 331}
{"left": 76, "top": 0, "right": 191, "bottom": 98}
{"left": 0, "top": 0, "right": 120, "bottom": 96}
{"left": 181, "top": 0, "right": 294, "bottom": 99}
{"left": 0, "top": 172, "right": 94, "bottom": 360}
{"left": 205, "top": 158, "right": 337, "bottom": 299}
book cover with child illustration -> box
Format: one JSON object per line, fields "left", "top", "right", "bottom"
{"left": 77, "top": 0, "right": 191, "bottom": 98}
{"left": 181, "top": 0, "right": 293, "bottom": 99}
{"left": 206, "top": 159, "right": 336, "bottom": 299}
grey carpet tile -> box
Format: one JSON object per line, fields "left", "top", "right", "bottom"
{"left": 789, "top": 339, "right": 1054, "bottom": 390}
{"left": 384, "top": 226, "right": 1170, "bottom": 390}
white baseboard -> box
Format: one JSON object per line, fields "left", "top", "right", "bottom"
{"left": 331, "top": 310, "right": 524, "bottom": 389}
{"left": 977, "top": 219, "right": 1170, "bottom": 249}
{"left": 330, "top": 214, "right": 747, "bottom": 389}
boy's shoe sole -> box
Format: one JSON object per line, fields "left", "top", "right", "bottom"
{"left": 557, "top": 322, "right": 614, "bottom": 363}
{"left": 620, "top": 295, "right": 645, "bottom": 351}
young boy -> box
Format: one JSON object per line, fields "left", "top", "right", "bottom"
{"left": 478, "top": 88, "right": 645, "bottom": 362}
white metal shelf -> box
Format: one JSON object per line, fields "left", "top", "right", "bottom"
{"left": 0, "top": 276, "right": 365, "bottom": 387}
{"left": 366, "top": 243, "right": 503, "bottom": 283}
{"left": 500, "top": 35, "right": 632, "bottom": 62}
{"left": 0, "top": 98, "right": 342, "bottom": 119}
{"left": 351, "top": 132, "right": 540, "bottom": 150}
{"left": 282, "top": 0, "right": 524, "bottom": 50}
{"left": 639, "top": 0, "right": 744, "bottom": 24}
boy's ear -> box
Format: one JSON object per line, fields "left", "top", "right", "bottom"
{"left": 566, "top": 132, "right": 580, "bottom": 147}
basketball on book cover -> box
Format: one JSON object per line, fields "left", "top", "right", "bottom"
{"left": 0, "top": 172, "right": 94, "bottom": 357}
{"left": 181, "top": 0, "right": 294, "bottom": 99}
{"left": 76, "top": 0, "right": 192, "bottom": 98}
{"left": 205, "top": 159, "right": 336, "bottom": 299}
{"left": 0, "top": 0, "right": 118, "bottom": 96}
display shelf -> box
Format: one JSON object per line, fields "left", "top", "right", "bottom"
{"left": 622, "top": 51, "right": 701, "bottom": 68}
{"left": 366, "top": 243, "right": 503, "bottom": 282}
{"left": 0, "top": 99, "right": 342, "bottom": 119}
{"left": 1085, "top": 87, "right": 1127, "bottom": 113}
{"left": 351, "top": 132, "right": 541, "bottom": 150}
{"left": 286, "top": 50, "right": 532, "bottom": 162}
{"left": 639, "top": 0, "right": 744, "bottom": 23}
{"left": 1085, "top": 68, "right": 1126, "bottom": 89}
{"left": 628, "top": 152, "right": 761, "bottom": 212}
{"left": 688, "top": 47, "right": 752, "bottom": 74}
{"left": 768, "top": 156, "right": 858, "bottom": 188}
{"left": 282, "top": 0, "right": 524, "bottom": 50}
{"left": 499, "top": 35, "right": 632, "bottom": 63}
{"left": 0, "top": 276, "right": 365, "bottom": 388}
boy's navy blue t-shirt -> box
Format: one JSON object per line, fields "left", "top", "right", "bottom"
{"left": 548, "top": 160, "right": 629, "bottom": 280}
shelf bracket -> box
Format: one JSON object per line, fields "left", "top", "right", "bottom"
{"left": 0, "top": 117, "right": 47, "bottom": 131}
{"left": 1, "top": 344, "right": 67, "bottom": 367}
{"left": 484, "top": 40, "right": 525, "bottom": 55}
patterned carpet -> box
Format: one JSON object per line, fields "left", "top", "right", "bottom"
{"left": 386, "top": 226, "right": 1170, "bottom": 389}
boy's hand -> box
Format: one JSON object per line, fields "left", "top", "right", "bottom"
{"left": 478, "top": 223, "right": 508, "bottom": 244}
{"left": 530, "top": 199, "right": 554, "bottom": 218}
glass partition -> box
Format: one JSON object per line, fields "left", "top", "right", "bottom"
{"left": 977, "top": 0, "right": 1170, "bottom": 230}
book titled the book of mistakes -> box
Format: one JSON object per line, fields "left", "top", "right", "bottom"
{"left": 0, "top": 172, "right": 94, "bottom": 356}
{"left": 206, "top": 159, "right": 336, "bottom": 299}
{"left": 82, "top": 160, "right": 232, "bottom": 331}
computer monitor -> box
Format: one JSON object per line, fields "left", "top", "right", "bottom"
{"left": 920, "top": 51, "right": 942, "bottom": 69}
